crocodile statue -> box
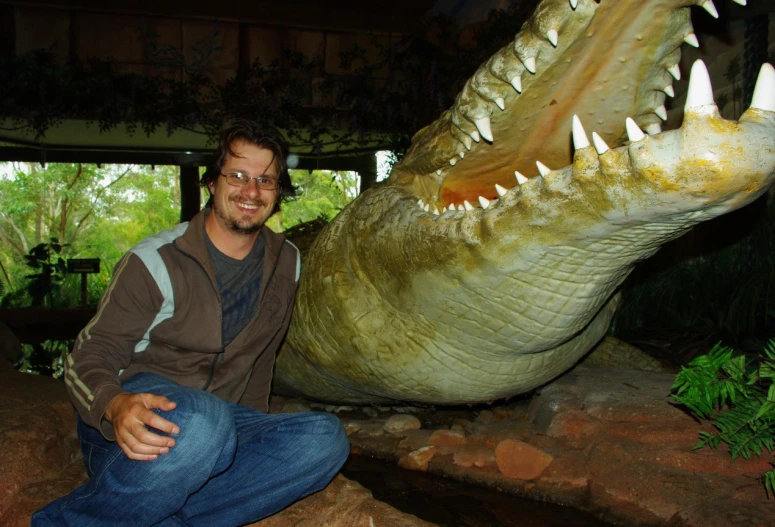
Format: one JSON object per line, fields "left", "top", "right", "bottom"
{"left": 273, "top": 0, "right": 775, "bottom": 405}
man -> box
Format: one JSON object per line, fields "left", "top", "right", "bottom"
{"left": 33, "top": 119, "right": 349, "bottom": 527}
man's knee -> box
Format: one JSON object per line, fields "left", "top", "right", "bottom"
{"left": 304, "top": 412, "right": 350, "bottom": 467}
{"left": 156, "top": 389, "right": 237, "bottom": 467}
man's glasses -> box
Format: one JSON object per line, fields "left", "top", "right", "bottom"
{"left": 220, "top": 172, "right": 278, "bottom": 190}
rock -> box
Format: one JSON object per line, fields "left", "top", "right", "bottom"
{"left": 428, "top": 429, "right": 466, "bottom": 446}
{"left": 383, "top": 414, "right": 422, "bottom": 434}
{"left": 398, "top": 446, "right": 437, "bottom": 472}
{"left": 0, "top": 367, "right": 86, "bottom": 527}
{"left": 0, "top": 365, "right": 436, "bottom": 527}
{"left": 0, "top": 322, "right": 23, "bottom": 366}
{"left": 452, "top": 446, "right": 494, "bottom": 469}
{"left": 251, "top": 474, "right": 436, "bottom": 527}
{"left": 494, "top": 440, "right": 554, "bottom": 480}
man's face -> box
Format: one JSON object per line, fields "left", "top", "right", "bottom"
{"left": 208, "top": 140, "right": 279, "bottom": 235}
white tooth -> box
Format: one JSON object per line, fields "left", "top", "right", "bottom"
{"left": 495, "top": 184, "right": 507, "bottom": 197}
{"left": 625, "top": 118, "right": 646, "bottom": 142}
{"left": 448, "top": 204, "right": 455, "bottom": 211}
{"left": 495, "top": 98, "right": 505, "bottom": 111}
{"left": 570, "top": 0, "right": 578, "bottom": 9}
{"left": 423, "top": 203, "right": 430, "bottom": 212}
{"left": 515, "top": 171, "right": 528, "bottom": 185}
{"left": 523, "top": 57, "right": 536, "bottom": 74}
{"left": 663, "top": 85, "right": 675, "bottom": 97}
{"left": 510, "top": 75, "right": 523, "bottom": 93}
{"left": 433, "top": 207, "right": 440, "bottom": 215}
{"left": 668, "top": 64, "right": 681, "bottom": 81}
{"left": 685, "top": 59, "right": 715, "bottom": 111}
{"left": 684, "top": 33, "right": 699, "bottom": 48}
{"left": 463, "top": 200, "right": 474, "bottom": 211}
{"left": 645, "top": 123, "right": 662, "bottom": 135}
{"left": 536, "top": 161, "right": 551, "bottom": 176}
{"left": 474, "top": 117, "right": 494, "bottom": 142}
{"left": 592, "top": 132, "right": 610, "bottom": 154}
{"left": 459, "top": 151, "right": 465, "bottom": 159}
{"left": 457, "top": 204, "right": 464, "bottom": 211}
{"left": 418, "top": 199, "right": 424, "bottom": 207}
{"left": 655, "top": 105, "right": 668, "bottom": 120}
{"left": 547, "top": 30, "right": 558, "bottom": 48}
{"left": 470, "top": 130, "right": 481, "bottom": 142}
{"left": 731, "top": 0, "right": 746, "bottom": 4}
{"left": 449, "top": 157, "right": 458, "bottom": 166}
{"left": 436, "top": 169, "right": 442, "bottom": 176}
{"left": 572, "top": 115, "right": 590, "bottom": 150}
{"left": 478, "top": 196, "right": 491, "bottom": 209}
{"left": 699, "top": 0, "right": 719, "bottom": 19}
{"left": 750, "top": 63, "right": 775, "bottom": 112}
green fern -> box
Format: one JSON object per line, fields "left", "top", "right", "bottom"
{"left": 672, "top": 341, "right": 775, "bottom": 496}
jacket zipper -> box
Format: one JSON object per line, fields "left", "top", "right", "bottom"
{"left": 173, "top": 239, "right": 225, "bottom": 391}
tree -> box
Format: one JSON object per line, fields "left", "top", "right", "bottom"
{"left": 0, "top": 163, "right": 181, "bottom": 303}
{"left": 268, "top": 170, "right": 358, "bottom": 232}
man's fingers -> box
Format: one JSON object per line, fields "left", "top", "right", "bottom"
{"left": 145, "top": 394, "right": 178, "bottom": 412}
{"left": 136, "top": 411, "right": 178, "bottom": 444}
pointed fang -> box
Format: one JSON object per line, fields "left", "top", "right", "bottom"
{"left": 570, "top": 0, "right": 578, "bottom": 9}
{"left": 515, "top": 171, "right": 528, "bottom": 185}
{"left": 699, "top": 0, "right": 719, "bottom": 19}
{"left": 470, "top": 130, "right": 481, "bottom": 142}
{"left": 423, "top": 203, "right": 430, "bottom": 212}
{"left": 510, "top": 75, "right": 523, "bottom": 93}
{"left": 495, "top": 184, "right": 507, "bottom": 197}
{"left": 655, "top": 105, "right": 667, "bottom": 120}
{"left": 495, "top": 98, "right": 505, "bottom": 111}
{"left": 547, "top": 29, "right": 558, "bottom": 47}
{"left": 474, "top": 117, "right": 494, "bottom": 142}
{"left": 478, "top": 196, "right": 491, "bottom": 209}
{"left": 435, "top": 169, "right": 442, "bottom": 176}
{"left": 592, "top": 132, "right": 610, "bottom": 155}
{"left": 524, "top": 57, "right": 536, "bottom": 74}
{"left": 449, "top": 157, "right": 458, "bottom": 166}
{"left": 685, "top": 59, "right": 715, "bottom": 111}
{"left": 572, "top": 115, "right": 590, "bottom": 150}
{"left": 536, "top": 161, "right": 551, "bottom": 176}
{"left": 663, "top": 85, "right": 675, "bottom": 97}
{"left": 625, "top": 118, "right": 646, "bottom": 142}
{"left": 463, "top": 200, "right": 474, "bottom": 211}
{"left": 751, "top": 63, "right": 775, "bottom": 112}
{"left": 731, "top": 0, "right": 746, "bottom": 4}
{"left": 668, "top": 64, "right": 681, "bottom": 81}
{"left": 684, "top": 33, "right": 699, "bottom": 48}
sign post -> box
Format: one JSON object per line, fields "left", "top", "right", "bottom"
{"left": 66, "top": 259, "right": 100, "bottom": 306}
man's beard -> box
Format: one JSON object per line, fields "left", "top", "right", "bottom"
{"left": 213, "top": 197, "right": 267, "bottom": 235}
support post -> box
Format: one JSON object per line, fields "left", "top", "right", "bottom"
{"left": 180, "top": 164, "right": 201, "bottom": 222}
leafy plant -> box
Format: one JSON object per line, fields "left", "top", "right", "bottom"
{"left": 23, "top": 238, "right": 69, "bottom": 307}
{"left": 671, "top": 341, "right": 775, "bottom": 495}
{"left": 18, "top": 339, "right": 73, "bottom": 377}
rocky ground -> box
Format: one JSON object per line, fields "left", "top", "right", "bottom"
{"left": 4, "top": 354, "right": 774, "bottom": 527}
{"left": 273, "top": 365, "right": 775, "bottom": 527}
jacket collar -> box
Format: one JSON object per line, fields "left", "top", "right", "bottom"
{"left": 176, "top": 208, "right": 286, "bottom": 280}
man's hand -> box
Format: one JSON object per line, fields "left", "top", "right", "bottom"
{"left": 105, "top": 392, "right": 180, "bottom": 461}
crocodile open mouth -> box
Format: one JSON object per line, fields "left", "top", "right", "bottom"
{"left": 273, "top": 0, "right": 774, "bottom": 405}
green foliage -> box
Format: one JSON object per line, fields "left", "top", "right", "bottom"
{"left": 266, "top": 170, "right": 358, "bottom": 232}
{"left": 23, "top": 238, "right": 69, "bottom": 307}
{"left": 18, "top": 339, "right": 73, "bottom": 378}
{"left": 672, "top": 341, "right": 775, "bottom": 495}
{"left": 0, "top": 7, "right": 539, "bottom": 156}
{"left": 0, "top": 162, "right": 180, "bottom": 307}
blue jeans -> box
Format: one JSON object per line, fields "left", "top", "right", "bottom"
{"left": 32, "top": 373, "right": 349, "bottom": 527}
